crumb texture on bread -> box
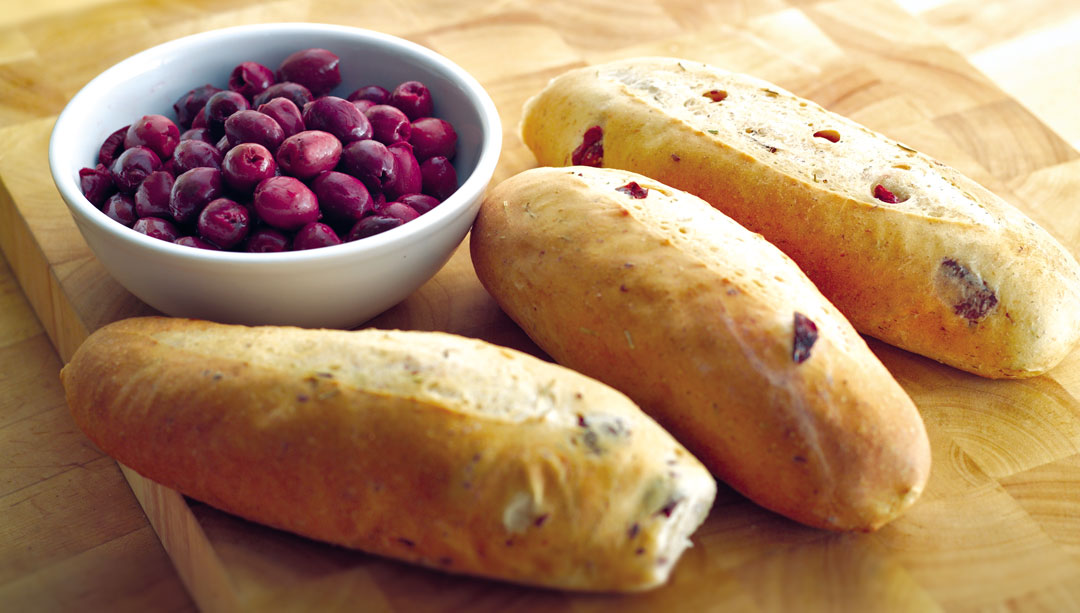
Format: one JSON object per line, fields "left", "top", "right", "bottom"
{"left": 520, "top": 57, "right": 1080, "bottom": 378}
{"left": 60, "top": 316, "right": 716, "bottom": 592}
{"left": 471, "top": 166, "right": 931, "bottom": 532}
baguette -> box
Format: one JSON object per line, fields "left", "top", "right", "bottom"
{"left": 470, "top": 166, "right": 931, "bottom": 531}
{"left": 520, "top": 57, "right": 1080, "bottom": 378}
{"left": 60, "top": 316, "right": 716, "bottom": 592}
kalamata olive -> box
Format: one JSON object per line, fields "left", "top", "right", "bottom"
{"left": 245, "top": 227, "right": 291, "bottom": 252}
{"left": 179, "top": 127, "right": 214, "bottom": 143}
{"left": 256, "top": 97, "right": 305, "bottom": 139}
{"left": 224, "top": 109, "right": 285, "bottom": 151}
{"left": 215, "top": 135, "right": 232, "bottom": 155}
{"left": 253, "top": 175, "right": 320, "bottom": 230}
{"left": 379, "top": 201, "right": 420, "bottom": 223}
{"left": 302, "top": 96, "right": 371, "bottom": 144}
{"left": 252, "top": 81, "right": 313, "bottom": 109}
{"left": 197, "top": 197, "right": 251, "bottom": 249}
{"left": 228, "top": 61, "right": 276, "bottom": 100}
{"left": 365, "top": 104, "right": 411, "bottom": 145}
{"left": 397, "top": 193, "right": 440, "bottom": 215}
{"left": 160, "top": 159, "right": 177, "bottom": 177}
{"left": 311, "top": 171, "right": 372, "bottom": 223}
{"left": 389, "top": 81, "right": 433, "bottom": 121}
{"left": 133, "top": 217, "right": 180, "bottom": 242}
{"left": 346, "top": 215, "right": 403, "bottom": 241}
{"left": 420, "top": 155, "right": 458, "bottom": 201}
{"left": 340, "top": 139, "right": 395, "bottom": 192}
{"left": 124, "top": 114, "right": 180, "bottom": 161}
{"left": 409, "top": 117, "right": 457, "bottom": 162}
{"left": 134, "top": 170, "right": 174, "bottom": 218}
{"left": 172, "top": 139, "right": 223, "bottom": 174}
{"left": 351, "top": 99, "right": 375, "bottom": 114}
{"left": 173, "top": 84, "right": 222, "bottom": 129}
{"left": 170, "top": 167, "right": 223, "bottom": 225}
{"left": 293, "top": 222, "right": 342, "bottom": 250}
{"left": 79, "top": 164, "right": 115, "bottom": 207}
{"left": 221, "top": 143, "right": 277, "bottom": 193}
{"left": 190, "top": 107, "right": 207, "bottom": 129}
{"left": 277, "top": 48, "right": 341, "bottom": 97}
{"left": 348, "top": 85, "right": 390, "bottom": 105}
{"left": 204, "top": 90, "right": 250, "bottom": 137}
{"left": 110, "top": 146, "right": 161, "bottom": 193}
{"left": 102, "top": 193, "right": 138, "bottom": 227}
{"left": 174, "top": 235, "right": 220, "bottom": 250}
{"left": 385, "top": 142, "right": 421, "bottom": 200}
{"left": 276, "top": 130, "right": 342, "bottom": 179}
{"left": 98, "top": 125, "right": 129, "bottom": 166}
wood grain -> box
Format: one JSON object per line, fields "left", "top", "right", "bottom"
{"left": 2, "top": 0, "right": 1080, "bottom": 611}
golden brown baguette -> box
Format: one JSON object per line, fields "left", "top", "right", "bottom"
{"left": 60, "top": 316, "right": 716, "bottom": 592}
{"left": 520, "top": 57, "right": 1080, "bottom": 378}
{"left": 470, "top": 166, "right": 930, "bottom": 531}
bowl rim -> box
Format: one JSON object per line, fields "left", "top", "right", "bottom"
{"left": 49, "top": 22, "right": 502, "bottom": 265}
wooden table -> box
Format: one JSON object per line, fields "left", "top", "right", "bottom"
{"left": 3, "top": 1, "right": 1080, "bottom": 611}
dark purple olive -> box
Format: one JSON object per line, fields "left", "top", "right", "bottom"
{"left": 190, "top": 107, "right": 207, "bottom": 129}
{"left": 346, "top": 215, "right": 403, "bottom": 241}
{"left": 102, "top": 193, "right": 138, "bottom": 227}
{"left": 409, "top": 117, "right": 457, "bottom": 162}
{"left": 348, "top": 85, "right": 390, "bottom": 104}
{"left": 228, "top": 61, "right": 276, "bottom": 100}
{"left": 340, "top": 139, "right": 395, "bottom": 192}
{"left": 245, "top": 227, "right": 291, "bottom": 252}
{"left": 197, "top": 197, "right": 251, "bottom": 249}
{"left": 222, "top": 143, "right": 277, "bottom": 193}
{"left": 420, "top": 155, "right": 458, "bottom": 201}
{"left": 215, "top": 135, "right": 232, "bottom": 155}
{"left": 124, "top": 115, "right": 180, "bottom": 161}
{"left": 179, "top": 127, "right": 214, "bottom": 143}
{"left": 398, "top": 193, "right": 440, "bottom": 215}
{"left": 133, "top": 217, "right": 180, "bottom": 242}
{"left": 160, "top": 159, "right": 177, "bottom": 177}
{"left": 79, "top": 164, "right": 115, "bottom": 207}
{"left": 351, "top": 99, "right": 376, "bottom": 114}
{"left": 379, "top": 201, "right": 420, "bottom": 223}
{"left": 384, "top": 142, "right": 421, "bottom": 201}
{"left": 252, "top": 81, "right": 313, "bottom": 109}
{"left": 173, "top": 84, "right": 222, "bottom": 130}
{"left": 253, "top": 176, "right": 320, "bottom": 230}
{"left": 275, "top": 130, "right": 342, "bottom": 180}
{"left": 256, "top": 97, "right": 305, "bottom": 139}
{"left": 134, "top": 170, "right": 174, "bottom": 218}
{"left": 293, "top": 222, "right": 342, "bottom": 250}
{"left": 172, "top": 139, "right": 223, "bottom": 174}
{"left": 98, "top": 125, "right": 129, "bottom": 166}
{"left": 389, "top": 81, "right": 433, "bottom": 121}
{"left": 174, "top": 235, "right": 220, "bottom": 250}
{"left": 311, "top": 171, "right": 373, "bottom": 223}
{"left": 302, "top": 96, "right": 371, "bottom": 144}
{"left": 110, "top": 146, "right": 161, "bottom": 194}
{"left": 277, "top": 48, "right": 341, "bottom": 97}
{"left": 365, "top": 104, "right": 411, "bottom": 145}
{"left": 204, "top": 90, "right": 250, "bottom": 137}
{"left": 170, "top": 167, "right": 223, "bottom": 225}
{"left": 224, "top": 109, "right": 285, "bottom": 151}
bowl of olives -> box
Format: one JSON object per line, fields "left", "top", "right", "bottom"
{"left": 49, "top": 22, "right": 501, "bottom": 329}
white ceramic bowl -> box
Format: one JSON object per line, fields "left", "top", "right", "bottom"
{"left": 49, "top": 23, "right": 501, "bottom": 329}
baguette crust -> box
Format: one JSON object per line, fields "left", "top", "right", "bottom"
{"left": 520, "top": 57, "right": 1080, "bottom": 378}
{"left": 60, "top": 317, "right": 716, "bottom": 592}
{"left": 470, "top": 166, "right": 930, "bottom": 531}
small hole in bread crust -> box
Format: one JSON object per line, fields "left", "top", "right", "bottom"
{"left": 813, "top": 129, "right": 840, "bottom": 143}
{"left": 703, "top": 89, "right": 728, "bottom": 102}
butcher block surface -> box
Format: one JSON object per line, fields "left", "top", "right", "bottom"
{"left": 3, "top": 0, "right": 1080, "bottom": 611}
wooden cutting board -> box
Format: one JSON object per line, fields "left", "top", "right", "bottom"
{"left": 3, "top": 0, "right": 1080, "bottom": 610}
